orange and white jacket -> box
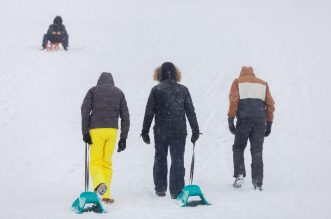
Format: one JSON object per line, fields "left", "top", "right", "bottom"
{"left": 227, "top": 66, "right": 275, "bottom": 122}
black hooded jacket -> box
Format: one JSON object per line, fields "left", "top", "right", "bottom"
{"left": 81, "top": 73, "right": 130, "bottom": 139}
{"left": 47, "top": 16, "right": 67, "bottom": 36}
{"left": 142, "top": 63, "right": 199, "bottom": 136}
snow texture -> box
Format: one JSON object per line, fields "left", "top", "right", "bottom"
{"left": 0, "top": 0, "right": 331, "bottom": 218}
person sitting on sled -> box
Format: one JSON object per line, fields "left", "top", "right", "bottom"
{"left": 141, "top": 62, "right": 201, "bottom": 199}
{"left": 41, "top": 16, "right": 69, "bottom": 50}
{"left": 81, "top": 72, "right": 130, "bottom": 204}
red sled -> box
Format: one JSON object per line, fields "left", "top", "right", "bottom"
{"left": 46, "top": 41, "right": 60, "bottom": 51}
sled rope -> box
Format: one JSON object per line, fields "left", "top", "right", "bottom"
{"left": 85, "top": 143, "right": 90, "bottom": 192}
{"left": 189, "top": 143, "right": 196, "bottom": 185}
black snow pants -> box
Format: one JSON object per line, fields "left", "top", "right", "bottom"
{"left": 42, "top": 33, "right": 69, "bottom": 48}
{"left": 233, "top": 118, "right": 266, "bottom": 186}
{"left": 153, "top": 134, "right": 186, "bottom": 196}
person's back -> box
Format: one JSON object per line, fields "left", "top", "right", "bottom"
{"left": 81, "top": 72, "right": 130, "bottom": 204}
{"left": 143, "top": 63, "right": 199, "bottom": 136}
{"left": 152, "top": 78, "right": 191, "bottom": 135}
{"left": 227, "top": 66, "right": 275, "bottom": 191}
{"left": 228, "top": 66, "right": 274, "bottom": 121}
{"left": 141, "top": 62, "right": 200, "bottom": 199}
{"left": 83, "top": 73, "right": 128, "bottom": 133}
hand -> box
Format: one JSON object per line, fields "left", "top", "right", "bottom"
{"left": 83, "top": 134, "right": 92, "bottom": 144}
{"left": 117, "top": 138, "right": 126, "bottom": 152}
{"left": 228, "top": 117, "right": 236, "bottom": 135}
{"left": 191, "top": 132, "right": 200, "bottom": 144}
{"left": 265, "top": 121, "right": 272, "bottom": 137}
{"left": 141, "top": 133, "right": 150, "bottom": 144}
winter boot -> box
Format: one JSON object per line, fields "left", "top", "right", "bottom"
{"left": 253, "top": 180, "right": 263, "bottom": 191}
{"left": 102, "top": 198, "right": 115, "bottom": 204}
{"left": 254, "top": 185, "right": 263, "bottom": 191}
{"left": 94, "top": 183, "right": 107, "bottom": 197}
{"left": 233, "top": 174, "right": 244, "bottom": 188}
{"left": 156, "top": 191, "right": 166, "bottom": 197}
{"left": 171, "top": 194, "right": 177, "bottom": 199}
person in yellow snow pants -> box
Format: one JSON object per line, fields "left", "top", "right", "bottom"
{"left": 81, "top": 72, "right": 130, "bottom": 204}
{"left": 90, "top": 128, "right": 118, "bottom": 199}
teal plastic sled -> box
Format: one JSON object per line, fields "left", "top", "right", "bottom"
{"left": 71, "top": 192, "right": 105, "bottom": 213}
{"left": 176, "top": 184, "right": 210, "bottom": 207}
{"left": 71, "top": 144, "right": 106, "bottom": 213}
{"left": 176, "top": 143, "right": 210, "bottom": 207}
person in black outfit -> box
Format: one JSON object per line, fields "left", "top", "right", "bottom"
{"left": 141, "top": 62, "right": 200, "bottom": 199}
{"left": 42, "top": 16, "right": 69, "bottom": 50}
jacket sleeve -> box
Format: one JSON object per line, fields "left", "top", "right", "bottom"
{"left": 142, "top": 89, "right": 156, "bottom": 134}
{"left": 184, "top": 89, "right": 200, "bottom": 134}
{"left": 47, "top": 25, "right": 54, "bottom": 35}
{"left": 62, "top": 25, "right": 68, "bottom": 35}
{"left": 227, "top": 79, "right": 239, "bottom": 118}
{"left": 81, "top": 88, "right": 93, "bottom": 134}
{"left": 265, "top": 83, "right": 275, "bottom": 122}
{"left": 119, "top": 91, "right": 130, "bottom": 139}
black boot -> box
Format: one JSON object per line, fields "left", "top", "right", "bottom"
{"left": 253, "top": 180, "right": 263, "bottom": 191}
{"left": 155, "top": 191, "right": 166, "bottom": 197}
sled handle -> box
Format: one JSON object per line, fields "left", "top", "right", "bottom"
{"left": 189, "top": 143, "right": 196, "bottom": 185}
{"left": 85, "top": 143, "right": 90, "bottom": 192}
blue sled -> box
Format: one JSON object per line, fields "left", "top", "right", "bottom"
{"left": 176, "top": 185, "right": 210, "bottom": 207}
{"left": 71, "top": 192, "right": 105, "bottom": 213}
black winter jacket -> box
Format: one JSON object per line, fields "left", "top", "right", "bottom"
{"left": 142, "top": 65, "right": 199, "bottom": 136}
{"left": 47, "top": 24, "right": 67, "bottom": 35}
{"left": 81, "top": 73, "right": 130, "bottom": 139}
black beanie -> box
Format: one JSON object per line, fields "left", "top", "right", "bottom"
{"left": 53, "top": 16, "right": 63, "bottom": 25}
{"left": 160, "top": 62, "right": 176, "bottom": 81}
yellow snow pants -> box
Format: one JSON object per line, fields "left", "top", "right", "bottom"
{"left": 89, "top": 128, "right": 118, "bottom": 199}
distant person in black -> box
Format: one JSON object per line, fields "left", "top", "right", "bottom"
{"left": 42, "top": 16, "right": 69, "bottom": 50}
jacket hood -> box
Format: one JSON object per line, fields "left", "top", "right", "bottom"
{"left": 239, "top": 66, "right": 255, "bottom": 77}
{"left": 97, "top": 72, "right": 114, "bottom": 85}
{"left": 153, "top": 62, "right": 181, "bottom": 82}
{"left": 53, "top": 16, "right": 63, "bottom": 25}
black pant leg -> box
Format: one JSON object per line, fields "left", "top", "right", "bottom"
{"left": 42, "top": 34, "right": 48, "bottom": 47}
{"left": 153, "top": 134, "right": 169, "bottom": 193}
{"left": 62, "top": 34, "right": 69, "bottom": 48}
{"left": 233, "top": 119, "right": 252, "bottom": 178}
{"left": 249, "top": 121, "right": 265, "bottom": 186}
{"left": 169, "top": 135, "right": 186, "bottom": 196}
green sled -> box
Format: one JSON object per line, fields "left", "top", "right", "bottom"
{"left": 71, "top": 192, "right": 105, "bottom": 214}
{"left": 176, "top": 185, "right": 210, "bottom": 207}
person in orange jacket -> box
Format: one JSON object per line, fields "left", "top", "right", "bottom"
{"left": 227, "top": 66, "right": 275, "bottom": 191}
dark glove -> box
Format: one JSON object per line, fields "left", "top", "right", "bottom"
{"left": 117, "top": 138, "right": 126, "bottom": 152}
{"left": 83, "top": 134, "right": 92, "bottom": 144}
{"left": 228, "top": 117, "right": 236, "bottom": 135}
{"left": 265, "top": 121, "right": 273, "bottom": 137}
{"left": 141, "top": 133, "right": 150, "bottom": 144}
{"left": 191, "top": 132, "right": 201, "bottom": 144}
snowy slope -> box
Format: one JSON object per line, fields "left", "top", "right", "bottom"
{"left": 0, "top": 0, "right": 331, "bottom": 218}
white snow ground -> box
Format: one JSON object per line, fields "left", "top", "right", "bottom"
{"left": 0, "top": 0, "right": 331, "bottom": 218}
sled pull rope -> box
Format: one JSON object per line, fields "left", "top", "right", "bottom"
{"left": 189, "top": 143, "right": 196, "bottom": 185}
{"left": 85, "top": 143, "right": 90, "bottom": 192}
